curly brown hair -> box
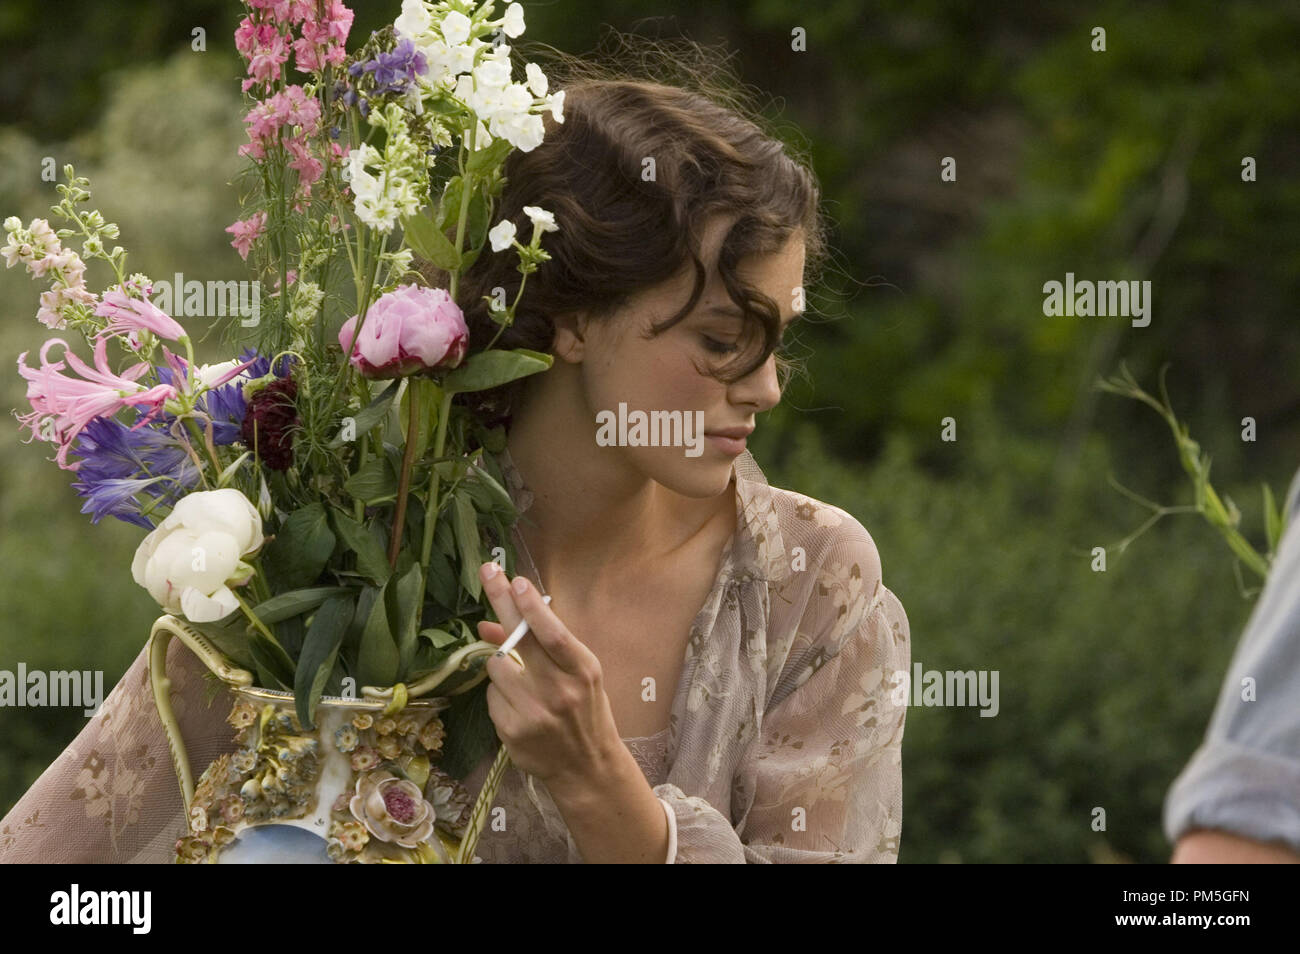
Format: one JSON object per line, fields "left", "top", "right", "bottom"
{"left": 416, "top": 29, "right": 828, "bottom": 426}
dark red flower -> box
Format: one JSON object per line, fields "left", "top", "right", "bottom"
{"left": 240, "top": 376, "right": 299, "bottom": 471}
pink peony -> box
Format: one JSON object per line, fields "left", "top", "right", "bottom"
{"left": 338, "top": 284, "right": 469, "bottom": 379}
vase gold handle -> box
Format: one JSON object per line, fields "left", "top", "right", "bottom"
{"left": 148, "top": 615, "right": 254, "bottom": 814}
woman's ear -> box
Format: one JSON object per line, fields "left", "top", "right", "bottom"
{"left": 550, "top": 311, "right": 588, "bottom": 364}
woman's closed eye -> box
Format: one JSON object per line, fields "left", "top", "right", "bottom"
{"left": 700, "top": 334, "right": 740, "bottom": 355}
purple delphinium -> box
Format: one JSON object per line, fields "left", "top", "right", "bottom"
{"left": 69, "top": 350, "right": 294, "bottom": 527}
{"left": 349, "top": 38, "right": 428, "bottom": 97}
{"left": 69, "top": 415, "right": 201, "bottom": 529}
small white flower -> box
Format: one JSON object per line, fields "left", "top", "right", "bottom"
{"left": 195, "top": 359, "right": 243, "bottom": 390}
{"left": 522, "top": 206, "right": 558, "bottom": 234}
{"left": 502, "top": 3, "right": 526, "bottom": 38}
{"left": 545, "top": 89, "right": 565, "bottom": 123}
{"left": 525, "top": 62, "right": 548, "bottom": 98}
{"left": 488, "top": 219, "right": 517, "bottom": 252}
{"left": 440, "top": 10, "right": 472, "bottom": 48}
{"left": 395, "top": 0, "right": 431, "bottom": 38}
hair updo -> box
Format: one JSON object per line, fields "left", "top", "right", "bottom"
{"left": 416, "top": 30, "right": 828, "bottom": 426}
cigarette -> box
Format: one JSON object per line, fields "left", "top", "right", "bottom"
{"left": 496, "top": 595, "right": 552, "bottom": 656}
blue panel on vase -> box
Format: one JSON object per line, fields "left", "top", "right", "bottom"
{"left": 217, "top": 824, "right": 333, "bottom": 864}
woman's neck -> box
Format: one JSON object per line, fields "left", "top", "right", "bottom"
{"left": 504, "top": 379, "right": 728, "bottom": 593}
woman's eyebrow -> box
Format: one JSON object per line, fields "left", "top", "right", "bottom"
{"left": 704, "top": 302, "right": 801, "bottom": 329}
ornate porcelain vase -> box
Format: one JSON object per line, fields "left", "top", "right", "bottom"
{"left": 147, "top": 615, "right": 510, "bottom": 864}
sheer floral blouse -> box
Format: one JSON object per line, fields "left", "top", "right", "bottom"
{"left": 0, "top": 449, "right": 911, "bottom": 863}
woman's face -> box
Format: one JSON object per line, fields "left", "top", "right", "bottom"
{"left": 567, "top": 215, "right": 805, "bottom": 499}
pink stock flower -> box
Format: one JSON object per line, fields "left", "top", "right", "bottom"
{"left": 16, "top": 337, "right": 177, "bottom": 469}
{"left": 293, "top": 1, "right": 353, "bottom": 73}
{"left": 95, "top": 289, "right": 187, "bottom": 342}
{"left": 225, "top": 211, "right": 268, "bottom": 261}
{"left": 338, "top": 284, "right": 469, "bottom": 380}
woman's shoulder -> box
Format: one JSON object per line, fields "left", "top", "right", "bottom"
{"left": 732, "top": 457, "right": 886, "bottom": 592}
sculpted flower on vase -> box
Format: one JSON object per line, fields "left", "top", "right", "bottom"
{"left": 349, "top": 769, "right": 437, "bottom": 847}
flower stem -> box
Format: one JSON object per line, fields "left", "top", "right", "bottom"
{"left": 420, "top": 390, "right": 455, "bottom": 568}
{"left": 388, "top": 378, "right": 424, "bottom": 568}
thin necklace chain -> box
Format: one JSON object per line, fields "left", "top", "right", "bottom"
{"left": 512, "top": 520, "right": 548, "bottom": 599}
{"left": 504, "top": 446, "right": 548, "bottom": 598}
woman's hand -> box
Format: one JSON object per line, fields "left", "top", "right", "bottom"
{"left": 476, "top": 561, "right": 622, "bottom": 788}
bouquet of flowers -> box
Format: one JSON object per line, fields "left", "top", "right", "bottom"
{"left": 5, "top": 0, "right": 564, "bottom": 863}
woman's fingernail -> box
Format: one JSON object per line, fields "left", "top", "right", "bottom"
{"left": 512, "top": 576, "right": 528, "bottom": 595}
{"left": 482, "top": 562, "right": 499, "bottom": 579}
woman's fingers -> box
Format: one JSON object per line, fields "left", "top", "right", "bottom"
{"left": 508, "top": 575, "right": 590, "bottom": 677}
{"left": 479, "top": 561, "right": 523, "bottom": 633}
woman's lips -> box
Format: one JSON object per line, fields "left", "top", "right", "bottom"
{"left": 707, "top": 434, "right": 746, "bottom": 455}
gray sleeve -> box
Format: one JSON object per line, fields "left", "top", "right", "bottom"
{"left": 1162, "top": 465, "right": 1300, "bottom": 852}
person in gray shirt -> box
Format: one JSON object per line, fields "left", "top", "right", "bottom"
{"left": 1165, "top": 465, "right": 1300, "bottom": 863}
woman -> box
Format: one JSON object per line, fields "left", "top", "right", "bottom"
{"left": 0, "top": 50, "right": 910, "bottom": 864}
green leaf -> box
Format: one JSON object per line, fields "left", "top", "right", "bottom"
{"left": 418, "top": 627, "right": 460, "bottom": 648}
{"left": 424, "top": 543, "right": 459, "bottom": 608}
{"left": 251, "top": 586, "right": 353, "bottom": 625}
{"left": 262, "top": 503, "right": 335, "bottom": 590}
{"left": 399, "top": 379, "right": 442, "bottom": 464}
{"left": 441, "top": 348, "right": 552, "bottom": 395}
{"left": 437, "top": 176, "right": 464, "bottom": 232}
{"left": 1263, "top": 482, "right": 1283, "bottom": 554}
{"left": 464, "top": 462, "right": 517, "bottom": 518}
{"left": 331, "top": 510, "right": 393, "bottom": 585}
{"left": 248, "top": 631, "right": 295, "bottom": 690}
{"left": 386, "top": 561, "right": 425, "bottom": 675}
{"left": 452, "top": 488, "right": 483, "bottom": 600}
{"left": 438, "top": 682, "right": 499, "bottom": 779}
{"left": 356, "top": 579, "right": 400, "bottom": 688}
{"left": 185, "top": 615, "right": 256, "bottom": 671}
{"left": 294, "top": 594, "right": 354, "bottom": 729}
{"left": 402, "top": 211, "right": 460, "bottom": 270}
{"left": 345, "top": 455, "right": 399, "bottom": 504}
{"left": 466, "top": 137, "right": 512, "bottom": 174}
{"left": 329, "top": 380, "right": 399, "bottom": 448}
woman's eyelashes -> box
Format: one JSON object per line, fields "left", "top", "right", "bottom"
{"left": 700, "top": 334, "right": 740, "bottom": 355}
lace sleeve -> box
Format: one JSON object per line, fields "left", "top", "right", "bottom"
{"left": 655, "top": 521, "right": 910, "bottom": 863}
{"left": 0, "top": 631, "right": 235, "bottom": 863}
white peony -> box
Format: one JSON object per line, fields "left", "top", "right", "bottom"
{"left": 132, "top": 488, "right": 264, "bottom": 623}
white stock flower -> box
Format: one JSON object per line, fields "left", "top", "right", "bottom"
{"left": 394, "top": 0, "right": 432, "bottom": 38}
{"left": 440, "top": 10, "right": 472, "bottom": 47}
{"left": 525, "top": 62, "right": 548, "bottom": 97}
{"left": 502, "top": 3, "right": 526, "bottom": 38}
{"left": 492, "top": 110, "right": 545, "bottom": 151}
{"left": 522, "top": 206, "right": 558, "bottom": 234}
{"left": 488, "top": 219, "right": 517, "bottom": 252}
{"left": 131, "top": 488, "right": 264, "bottom": 623}
{"left": 545, "top": 89, "right": 565, "bottom": 123}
